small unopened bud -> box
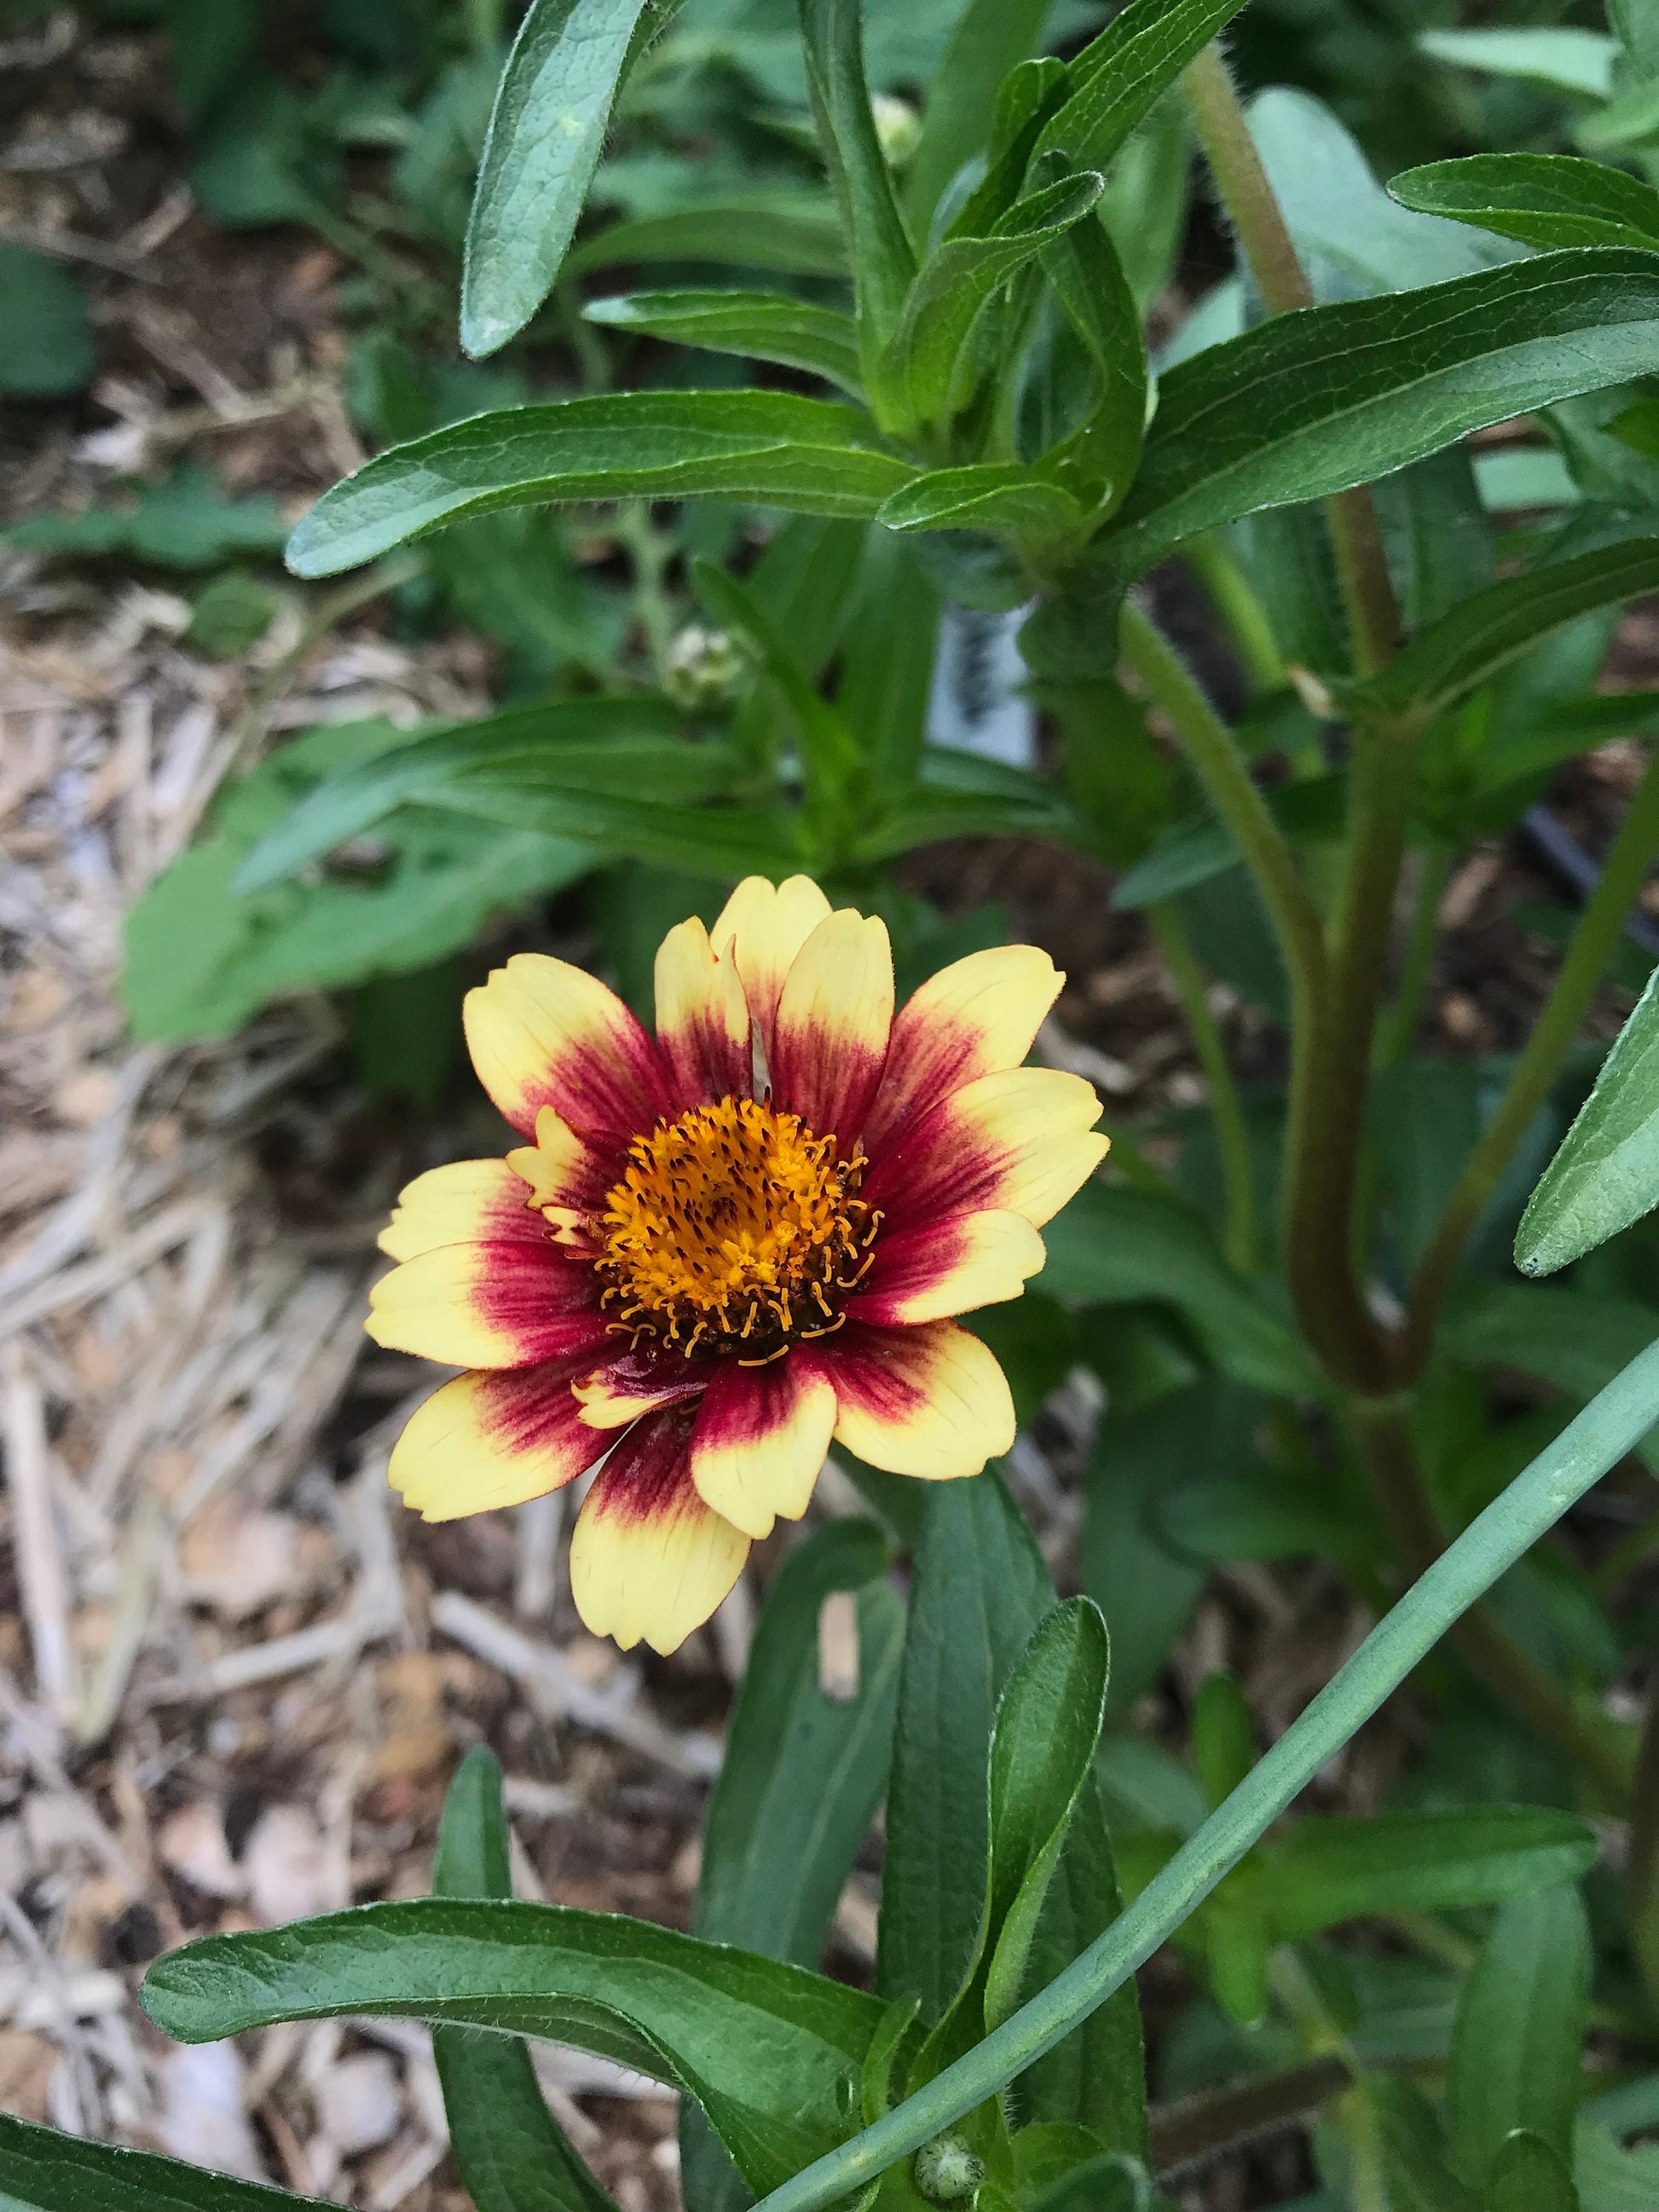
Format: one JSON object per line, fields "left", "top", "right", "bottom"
{"left": 912, "top": 2134, "right": 983, "bottom": 2205}
{"left": 662, "top": 624, "right": 741, "bottom": 709}
{"left": 871, "top": 92, "right": 922, "bottom": 170}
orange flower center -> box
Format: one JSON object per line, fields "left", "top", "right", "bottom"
{"left": 595, "top": 1096, "right": 876, "bottom": 1361}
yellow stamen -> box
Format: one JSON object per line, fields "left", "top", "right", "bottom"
{"left": 596, "top": 1096, "right": 866, "bottom": 1359}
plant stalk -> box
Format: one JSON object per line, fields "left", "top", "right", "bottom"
{"left": 1119, "top": 602, "right": 1326, "bottom": 1020}
{"left": 752, "top": 1339, "right": 1659, "bottom": 2212}
{"left": 1377, "top": 838, "right": 1451, "bottom": 1066}
{"left": 1399, "top": 744, "right": 1659, "bottom": 1377}
{"left": 1150, "top": 903, "right": 1257, "bottom": 1273}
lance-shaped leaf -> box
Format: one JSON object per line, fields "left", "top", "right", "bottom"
{"left": 877, "top": 170, "right": 1105, "bottom": 430}
{"left": 567, "top": 199, "right": 847, "bottom": 278}
{"left": 1517, "top": 967, "right": 1659, "bottom": 1275}
{"left": 1041, "top": 1181, "right": 1320, "bottom": 1397}
{"left": 421, "top": 783, "right": 805, "bottom": 881}
{"left": 905, "top": 0, "right": 1053, "bottom": 229}
{"left": 1032, "top": 0, "right": 1251, "bottom": 173}
{"left": 947, "top": 57, "right": 1072, "bottom": 242}
{"left": 460, "top": 0, "right": 664, "bottom": 358}
{"left": 685, "top": 1524, "right": 905, "bottom": 2212}
{"left": 1390, "top": 154, "right": 1659, "bottom": 255}
{"left": 142, "top": 1900, "right": 886, "bottom": 2198}
{"left": 286, "top": 392, "right": 916, "bottom": 578}
{"left": 1256, "top": 1806, "right": 1599, "bottom": 1939}
{"left": 1442, "top": 1281, "right": 1659, "bottom": 1474}
{"left": 1350, "top": 538, "right": 1659, "bottom": 721}
{"left": 1417, "top": 26, "right": 1616, "bottom": 99}
{"left": 1449, "top": 1883, "right": 1589, "bottom": 2189}
{"left": 234, "top": 696, "right": 698, "bottom": 891}
{"left": 584, "top": 291, "right": 862, "bottom": 394}
{"left": 0, "top": 2113, "right": 339, "bottom": 2212}
{"left": 1483, "top": 2135, "right": 1580, "bottom": 2212}
{"left": 877, "top": 463, "right": 1089, "bottom": 546}
{"left": 432, "top": 1748, "right": 616, "bottom": 2212}
{"left": 1037, "top": 215, "right": 1147, "bottom": 510}
{"left": 1104, "top": 248, "right": 1659, "bottom": 577}
{"left": 797, "top": 0, "right": 916, "bottom": 371}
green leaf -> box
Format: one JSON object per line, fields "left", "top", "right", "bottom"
{"left": 880, "top": 1468, "right": 1055, "bottom": 2024}
{"left": 121, "top": 721, "right": 595, "bottom": 1042}
{"left": 1571, "top": 2118, "right": 1659, "bottom": 2209}
{"left": 797, "top": 0, "right": 916, "bottom": 374}
{"left": 1105, "top": 250, "right": 1659, "bottom": 578}
{"left": 567, "top": 199, "right": 847, "bottom": 278}
{"left": 1484, "top": 2134, "right": 1581, "bottom": 2212}
{"left": 584, "top": 290, "right": 863, "bottom": 392}
{"left": 1449, "top": 1885, "right": 1590, "bottom": 2186}
{"left": 142, "top": 1898, "right": 886, "bottom": 2198}
{"left": 432, "top": 1748, "right": 616, "bottom": 2212}
{"left": 0, "top": 2112, "right": 337, "bottom": 2212}
{"left": 1079, "top": 1384, "right": 1212, "bottom": 1717}
{"left": 1026, "top": 2152, "right": 1156, "bottom": 2212}
{"left": 1351, "top": 539, "right": 1659, "bottom": 722}
{"left": 1032, "top": 0, "right": 1251, "bottom": 176}
{"left": 905, "top": 0, "right": 1051, "bottom": 230}
{"left": 834, "top": 530, "right": 939, "bottom": 796}
{"left": 1390, "top": 155, "right": 1659, "bottom": 257}
{"left": 1517, "top": 966, "right": 1659, "bottom": 1274}
{"left": 1257, "top": 1807, "right": 1598, "bottom": 1940}
{"left": 879, "top": 1473, "right": 1145, "bottom": 2153}
{"left": 0, "top": 245, "right": 94, "bottom": 397}
{"left": 1579, "top": 76, "right": 1659, "bottom": 155}
{"left": 1417, "top": 27, "right": 1616, "bottom": 99}
{"left": 5, "top": 460, "right": 286, "bottom": 569}
{"left": 460, "top": 0, "right": 660, "bottom": 357}
{"left": 1041, "top": 1182, "right": 1319, "bottom": 1397}
{"left": 1442, "top": 1282, "right": 1659, "bottom": 1475}
{"left": 1035, "top": 216, "right": 1147, "bottom": 510}
{"left": 697, "top": 1521, "right": 903, "bottom": 1967}
{"left": 980, "top": 1599, "right": 1111, "bottom": 2030}
{"left": 286, "top": 392, "right": 917, "bottom": 577}
{"left": 684, "top": 1523, "right": 904, "bottom": 2212}
{"left": 876, "top": 464, "right": 1089, "bottom": 545}
{"left": 1189, "top": 1674, "right": 1255, "bottom": 1812}
{"left": 877, "top": 170, "right": 1105, "bottom": 430}
{"left": 235, "top": 696, "right": 693, "bottom": 890}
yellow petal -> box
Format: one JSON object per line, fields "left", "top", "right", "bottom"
{"left": 825, "top": 1319, "right": 1015, "bottom": 1480}
{"left": 654, "top": 915, "right": 751, "bottom": 1108}
{"left": 573, "top": 1347, "right": 706, "bottom": 1429}
{"left": 569, "top": 1408, "right": 750, "bottom": 1655}
{"left": 388, "top": 1354, "right": 608, "bottom": 1520}
{"left": 865, "top": 944, "right": 1064, "bottom": 1150}
{"left": 847, "top": 1209, "right": 1045, "bottom": 1327}
{"left": 365, "top": 1243, "right": 605, "bottom": 1369}
{"left": 689, "top": 1353, "right": 837, "bottom": 1539}
{"left": 464, "top": 952, "right": 669, "bottom": 1139}
{"left": 379, "top": 1159, "right": 544, "bottom": 1263}
{"left": 770, "top": 908, "right": 893, "bottom": 1146}
{"left": 709, "top": 875, "right": 832, "bottom": 1051}
{"left": 865, "top": 1066, "right": 1107, "bottom": 1229}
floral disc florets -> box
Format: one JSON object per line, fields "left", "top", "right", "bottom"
{"left": 595, "top": 1094, "right": 876, "bottom": 1361}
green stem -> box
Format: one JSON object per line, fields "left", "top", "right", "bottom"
{"left": 754, "top": 1340, "right": 1659, "bottom": 2212}
{"left": 1399, "top": 745, "right": 1659, "bottom": 1377}
{"left": 1119, "top": 601, "right": 1326, "bottom": 1019}
{"left": 1284, "top": 720, "right": 1423, "bottom": 1391}
{"left": 1354, "top": 1401, "right": 1632, "bottom": 1804}
{"left": 1182, "top": 536, "right": 1285, "bottom": 697}
{"left": 1179, "top": 45, "right": 1402, "bottom": 676}
{"left": 1377, "top": 838, "right": 1451, "bottom": 1067}
{"left": 1150, "top": 903, "right": 1257, "bottom": 1273}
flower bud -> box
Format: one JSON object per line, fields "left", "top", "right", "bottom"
{"left": 912, "top": 2133, "right": 984, "bottom": 2205}
{"left": 662, "top": 623, "right": 741, "bottom": 709}
{"left": 871, "top": 92, "right": 922, "bottom": 170}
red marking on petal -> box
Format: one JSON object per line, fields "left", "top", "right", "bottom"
{"left": 471, "top": 1240, "right": 610, "bottom": 1365}
{"left": 583, "top": 1402, "right": 702, "bottom": 1531}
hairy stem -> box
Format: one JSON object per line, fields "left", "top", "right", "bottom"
{"left": 1180, "top": 45, "right": 1402, "bottom": 673}
{"left": 1151, "top": 903, "right": 1257, "bottom": 1273}
{"left": 1355, "top": 1401, "right": 1632, "bottom": 1805}
{"left": 1182, "top": 535, "right": 1286, "bottom": 697}
{"left": 1400, "top": 745, "right": 1659, "bottom": 1376}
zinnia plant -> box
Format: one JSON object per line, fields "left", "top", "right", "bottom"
{"left": 367, "top": 875, "right": 1103, "bottom": 1650}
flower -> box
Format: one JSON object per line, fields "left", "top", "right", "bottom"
{"left": 366, "top": 877, "right": 1107, "bottom": 1654}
